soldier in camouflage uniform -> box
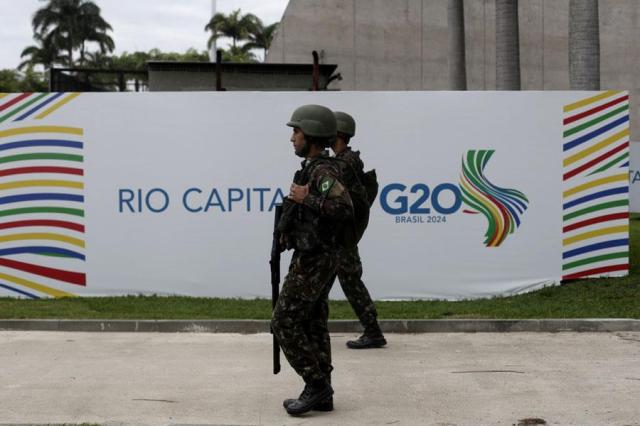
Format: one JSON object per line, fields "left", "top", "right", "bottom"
{"left": 272, "top": 104, "right": 354, "bottom": 416}
{"left": 331, "top": 111, "right": 387, "bottom": 349}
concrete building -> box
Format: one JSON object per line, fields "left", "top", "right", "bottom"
{"left": 266, "top": 0, "right": 640, "bottom": 138}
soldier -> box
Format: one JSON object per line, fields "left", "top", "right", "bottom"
{"left": 272, "top": 104, "right": 353, "bottom": 415}
{"left": 330, "top": 111, "right": 387, "bottom": 349}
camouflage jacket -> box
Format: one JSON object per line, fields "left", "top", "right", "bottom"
{"left": 335, "top": 147, "right": 364, "bottom": 176}
{"left": 278, "top": 153, "right": 353, "bottom": 252}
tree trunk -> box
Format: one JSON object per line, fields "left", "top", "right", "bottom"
{"left": 495, "top": 0, "right": 521, "bottom": 90}
{"left": 448, "top": 0, "right": 467, "bottom": 90}
{"left": 569, "top": 0, "right": 600, "bottom": 90}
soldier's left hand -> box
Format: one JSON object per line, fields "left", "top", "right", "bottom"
{"left": 289, "top": 183, "right": 309, "bottom": 204}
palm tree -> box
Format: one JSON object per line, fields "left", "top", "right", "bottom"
{"left": 448, "top": 0, "right": 467, "bottom": 90}
{"left": 569, "top": 0, "right": 600, "bottom": 90}
{"left": 77, "top": 11, "right": 115, "bottom": 66}
{"left": 246, "top": 17, "right": 278, "bottom": 59}
{"left": 222, "top": 45, "right": 258, "bottom": 63}
{"left": 205, "top": 9, "right": 258, "bottom": 50}
{"left": 18, "top": 33, "right": 65, "bottom": 71}
{"left": 495, "top": 0, "right": 521, "bottom": 90}
{"left": 32, "top": 0, "right": 114, "bottom": 67}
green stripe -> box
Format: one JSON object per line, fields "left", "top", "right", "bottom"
{"left": 563, "top": 199, "right": 628, "bottom": 221}
{"left": 0, "top": 153, "right": 83, "bottom": 164}
{"left": 0, "top": 93, "right": 48, "bottom": 123}
{"left": 588, "top": 152, "right": 629, "bottom": 176}
{"left": 563, "top": 251, "right": 628, "bottom": 271}
{"left": 38, "top": 252, "right": 75, "bottom": 259}
{"left": 0, "top": 207, "right": 84, "bottom": 218}
{"left": 563, "top": 104, "right": 629, "bottom": 138}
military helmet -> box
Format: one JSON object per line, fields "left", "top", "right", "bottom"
{"left": 334, "top": 111, "right": 356, "bottom": 137}
{"left": 287, "top": 104, "right": 337, "bottom": 139}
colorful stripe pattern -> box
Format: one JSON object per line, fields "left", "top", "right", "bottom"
{"left": 459, "top": 150, "right": 529, "bottom": 247}
{"left": 562, "top": 91, "right": 630, "bottom": 280}
{"left": 0, "top": 92, "right": 79, "bottom": 123}
{"left": 0, "top": 124, "right": 85, "bottom": 298}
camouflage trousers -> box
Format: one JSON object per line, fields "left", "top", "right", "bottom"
{"left": 332, "top": 245, "right": 381, "bottom": 336}
{"left": 272, "top": 250, "right": 337, "bottom": 384}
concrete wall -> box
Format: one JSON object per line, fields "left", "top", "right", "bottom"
{"left": 267, "top": 0, "right": 639, "bottom": 138}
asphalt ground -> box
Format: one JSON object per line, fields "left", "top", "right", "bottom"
{"left": 1, "top": 331, "right": 639, "bottom": 425}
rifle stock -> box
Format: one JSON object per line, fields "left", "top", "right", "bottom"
{"left": 270, "top": 204, "right": 283, "bottom": 374}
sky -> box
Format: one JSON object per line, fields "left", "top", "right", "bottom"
{"left": 0, "top": 0, "right": 289, "bottom": 70}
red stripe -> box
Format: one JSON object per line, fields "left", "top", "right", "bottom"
{"left": 0, "top": 93, "right": 32, "bottom": 112}
{"left": 487, "top": 195, "right": 511, "bottom": 247}
{"left": 562, "top": 264, "right": 629, "bottom": 281}
{"left": 0, "top": 258, "right": 85, "bottom": 286}
{"left": 563, "top": 95, "right": 629, "bottom": 125}
{"left": 0, "top": 220, "right": 84, "bottom": 232}
{"left": 563, "top": 213, "right": 628, "bottom": 233}
{"left": 0, "top": 166, "right": 83, "bottom": 177}
{"left": 463, "top": 210, "right": 479, "bottom": 214}
{"left": 563, "top": 141, "right": 629, "bottom": 181}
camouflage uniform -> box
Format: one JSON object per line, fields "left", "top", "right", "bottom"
{"left": 272, "top": 154, "right": 353, "bottom": 385}
{"left": 333, "top": 147, "right": 382, "bottom": 337}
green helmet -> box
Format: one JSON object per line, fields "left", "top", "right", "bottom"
{"left": 334, "top": 111, "right": 356, "bottom": 137}
{"left": 287, "top": 104, "right": 337, "bottom": 139}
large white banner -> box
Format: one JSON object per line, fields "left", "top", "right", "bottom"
{"left": 0, "top": 91, "right": 631, "bottom": 299}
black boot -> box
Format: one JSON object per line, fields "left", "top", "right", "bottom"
{"left": 284, "top": 381, "right": 334, "bottom": 415}
{"left": 346, "top": 333, "right": 387, "bottom": 349}
{"left": 283, "top": 395, "right": 333, "bottom": 412}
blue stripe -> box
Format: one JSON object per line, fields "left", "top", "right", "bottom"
{"left": 563, "top": 115, "right": 629, "bottom": 151}
{"left": 0, "top": 193, "right": 84, "bottom": 205}
{"left": 563, "top": 186, "right": 628, "bottom": 210}
{"left": 0, "top": 140, "right": 83, "bottom": 152}
{"left": 563, "top": 238, "right": 629, "bottom": 259}
{"left": 0, "top": 246, "right": 85, "bottom": 260}
{"left": 13, "top": 92, "right": 65, "bottom": 121}
{"left": 0, "top": 283, "right": 40, "bottom": 299}
{"left": 620, "top": 161, "right": 629, "bottom": 167}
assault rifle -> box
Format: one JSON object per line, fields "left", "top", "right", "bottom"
{"left": 269, "top": 204, "right": 283, "bottom": 374}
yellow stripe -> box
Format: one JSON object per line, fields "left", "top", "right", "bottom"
{"left": 0, "top": 233, "right": 85, "bottom": 248}
{"left": 0, "top": 125, "right": 83, "bottom": 138}
{"left": 0, "top": 180, "right": 83, "bottom": 190}
{"left": 0, "top": 93, "right": 8, "bottom": 99}
{"left": 460, "top": 178, "right": 505, "bottom": 244}
{"left": 0, "top": 272, "right": 75, "bottom": 298}
{"left": 563, "top": 173, "right": 628, "bottom": 198}
{"left": 563, "top": 128, "right": 629, "bottom": 167}
{"left": 563, "top": 225, "right": 628, "bottom": 246}
{"left": 563, "top": 91, "right": 620, "bottom": 113}
{"left": 35, "top": 93, "right": 81, "bottom": 119}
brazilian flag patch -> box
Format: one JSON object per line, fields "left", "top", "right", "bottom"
{"left": 320, "top": 177, "right": 335, "bottom": 194}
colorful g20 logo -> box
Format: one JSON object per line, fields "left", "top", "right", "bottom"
{"left": 379, "top": 150, "right": 529, "bottom": 247}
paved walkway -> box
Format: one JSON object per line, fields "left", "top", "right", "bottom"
{"left": 1, "top": 331, "right": 639, "bottom": 425}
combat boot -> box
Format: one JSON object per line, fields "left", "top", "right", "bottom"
{"left": 284, "top": 381, "right": 334, "bottom": 415}
{"left": 346, "top": 333, "right": 387, "bottom": 349}
{"left": 283, "top": 396, "right": 333, "bottom": 412}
